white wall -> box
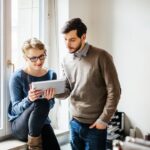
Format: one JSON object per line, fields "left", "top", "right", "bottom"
{"left": 112, "top": 0, "right": 150, "bottom": 138}
{"left": 69, "top": 0, "right": 114, "bottom": 53}
{"left": 68, "top": 0, "right": 150, "bottom": 137}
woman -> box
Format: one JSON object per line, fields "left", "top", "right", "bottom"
{"left": 8, "top": 38, "right": 60, "bottom": 150}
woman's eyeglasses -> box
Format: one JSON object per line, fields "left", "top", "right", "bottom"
{"left": 26, "top": 54, "right": 47, "bottom": 62}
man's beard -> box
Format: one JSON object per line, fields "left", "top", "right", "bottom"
{"left": 69, "top": 41, "right": 82, "bottom": 54}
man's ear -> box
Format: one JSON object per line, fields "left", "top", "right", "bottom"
{"left": 81, "top": 33, "right": 86, "bottom": 41}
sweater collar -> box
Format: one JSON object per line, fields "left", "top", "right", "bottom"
{"left": 73, "top": 43, "right": 89, "bottom": 59}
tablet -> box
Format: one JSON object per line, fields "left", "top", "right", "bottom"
{"left": 31, "top": 79, "right": 65, "bottom": 94}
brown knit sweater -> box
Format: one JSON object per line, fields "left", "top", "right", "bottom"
{"left": 56, "top": 44, "right": 121, "bottom": 124}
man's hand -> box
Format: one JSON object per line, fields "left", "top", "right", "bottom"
{"left": 89, "top": 121, "right": 107, "bottom": 129}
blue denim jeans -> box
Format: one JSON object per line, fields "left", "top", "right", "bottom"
{"left": 70, "top": 118, "right": 107, "bottom": 150}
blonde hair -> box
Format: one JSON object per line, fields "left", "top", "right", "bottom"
{"left": 22, "top": 37, "right": 46, "bottom": 53}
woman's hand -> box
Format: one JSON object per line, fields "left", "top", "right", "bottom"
{"left": 43, "top": 88, "right": 55, "bottom": 100}
{"left": 28, "top": 88, "right": 43, "bottom": 102}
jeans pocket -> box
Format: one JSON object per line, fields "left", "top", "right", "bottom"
{"left": 89, "top": 128, "right": 107, "bottom": 137}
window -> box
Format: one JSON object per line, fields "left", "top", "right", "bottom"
{"left": 0, "top": 0, "right": 8, "bottom": 138}
{"left": 11, "top": 0, "right": 41, "bottom": 70}
{"left": 0, "top": 0, "right": 13, "bottom": 138}
{"left": 0, "top": 0, "right": 70, "bottom": 139}
{"left": 0, "top": 0, "right": 45, "bottom": 139}
{"left": 0, "top": 0, "right": 2, "bottom": 130}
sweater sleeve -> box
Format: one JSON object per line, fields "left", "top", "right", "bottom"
{"left": 48, "top": 70, "right": 57, "bottom": 109}
{"left": 9, "top": 73, "right": 32, "bottom": 116}
{"left": 54, "top": 63, "right": 71, "bottom": 99}
{"left": 98, "top": 51, "right": 121, "bottom": 123}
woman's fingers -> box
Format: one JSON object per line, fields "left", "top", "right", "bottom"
{"left": 44, "top": 88, "right": 55, "bottom": 100}
{"left": 28, "top": 89, "right": 43, "bottom": 101}
{"left": 29, "top": 88, "right": 55, "bottom": 101}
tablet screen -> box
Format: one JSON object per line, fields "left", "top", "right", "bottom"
{"left": 32, "top": 79, "right": 65, "bottom": 94}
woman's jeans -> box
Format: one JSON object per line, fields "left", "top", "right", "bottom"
{"left": 11, "top": 99, "right": 60, "bottom": 150}
{"left": 70, "top": 118, "right": 107, "bottom": 150}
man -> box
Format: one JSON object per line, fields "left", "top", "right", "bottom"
{"left": 56, "top": 18, "right": 121, "bottom": 150}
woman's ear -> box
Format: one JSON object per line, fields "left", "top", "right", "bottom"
{"left": 23, "top": 55, "right": 27, "bottom": 61}
{"left": 44, "top": 50, "right": 47, "bottom": 56}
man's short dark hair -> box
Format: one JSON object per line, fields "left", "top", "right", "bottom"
{"left": 61, "top": 18, "right": 87, "bottom": 38}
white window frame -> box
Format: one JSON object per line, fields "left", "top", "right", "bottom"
{"left": 0, "top": 0, "right": 12, "bottom": 139}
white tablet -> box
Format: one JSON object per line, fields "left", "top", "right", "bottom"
{"left": 31, "top": 79, "right": 65, "bottom": 94}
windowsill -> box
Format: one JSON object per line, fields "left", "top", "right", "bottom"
{"left": 0, "top": 139, "right": 27, "bottom": 150}
{"left": 0, "top": 129, "right": 69, "bottom": 150}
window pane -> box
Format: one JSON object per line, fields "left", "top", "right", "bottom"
{"left": 0, "top": 0, "right": 2, "bottom": 130}
{"left": 11, "top": 0, "right": 40, "bottom": 70}
{"left": 0, "top": 37, "right": 1, "bottom": 130}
